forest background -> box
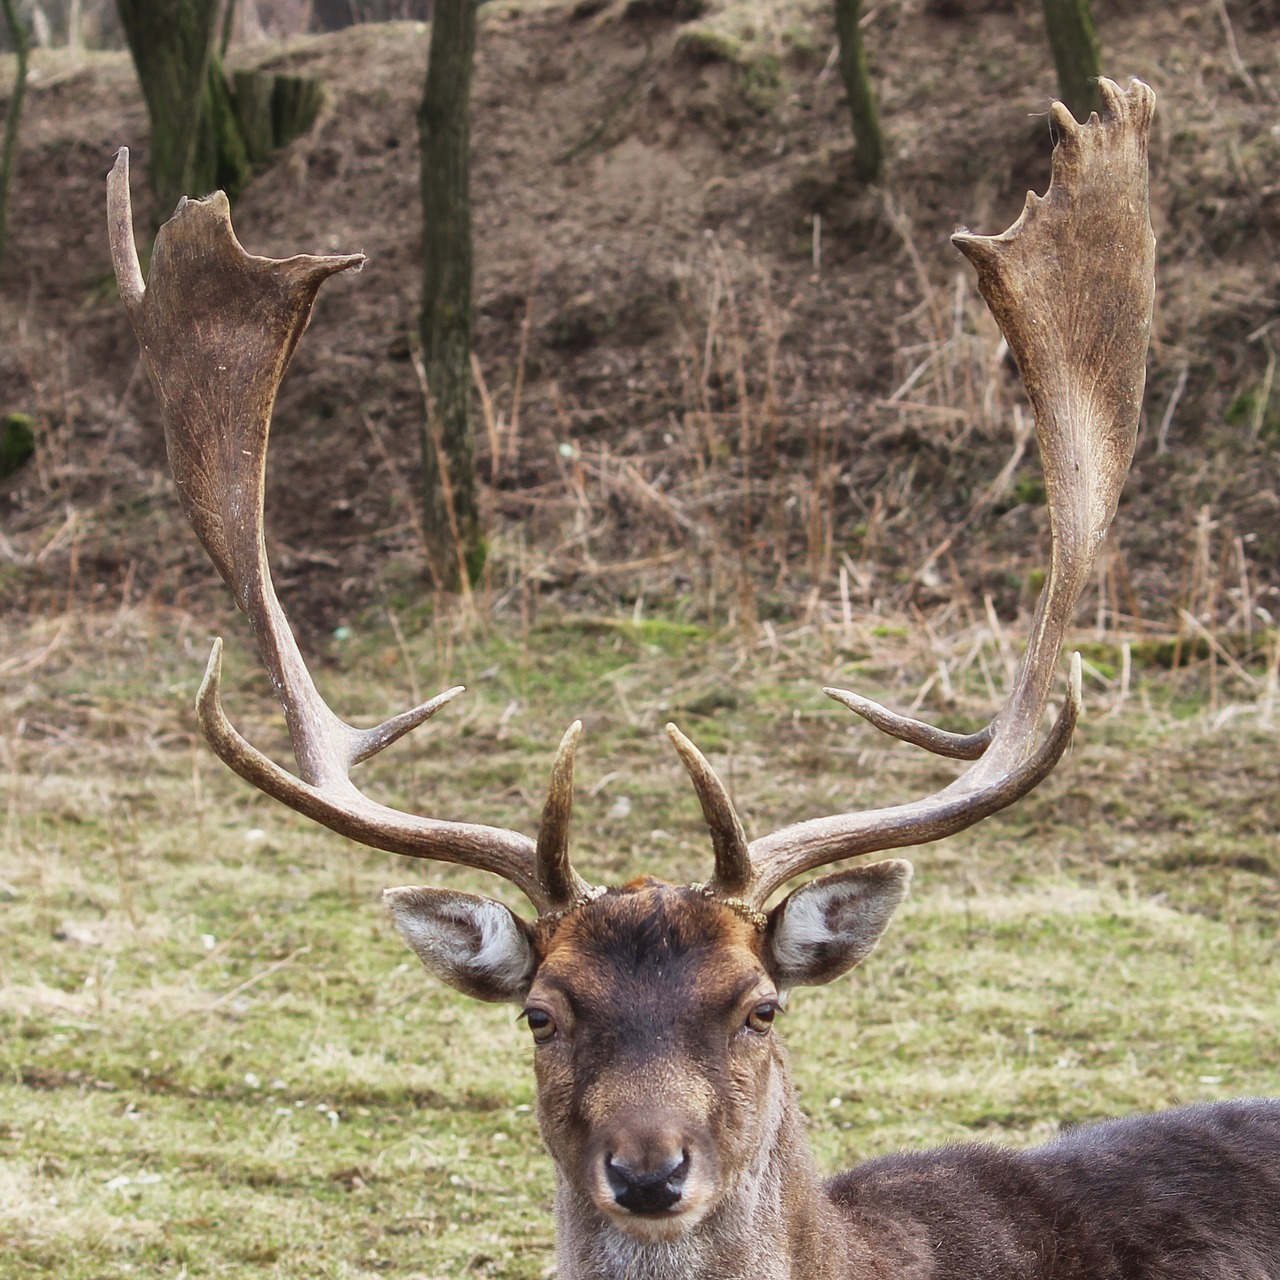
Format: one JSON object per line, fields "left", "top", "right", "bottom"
{"left": 1, "top": 1, "right": 1279, "bottom": 1277}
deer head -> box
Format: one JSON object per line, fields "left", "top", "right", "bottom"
{"left": 107, "top": 76, "right": 1155, "bottom": 1274}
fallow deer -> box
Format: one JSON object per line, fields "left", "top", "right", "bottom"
{"left": 107, "top": 78, "right": 1280, "bottom": 1280}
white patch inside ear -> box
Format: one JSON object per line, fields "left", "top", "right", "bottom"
{"left": 771, "top": 887, "right": 843, "bottom": 972}
{"left": 768, "top": 860, "right": 912, "bottom": 988}
{"left": 384, "top": 887, "right": 535, "bottom": 1002}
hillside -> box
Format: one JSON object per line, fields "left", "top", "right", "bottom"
{"left": 0, "top": 0, "right": 1277, "bottom": 638}
{"left": 3, "top": 12, "right": 1280, "bottom": 1276}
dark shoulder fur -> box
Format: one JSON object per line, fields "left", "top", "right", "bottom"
{"left": 826, "top": 1100, "right": 1280, "bottom": 1280}
{"left": 1028, "top": 1099, "right": 1280, "bottom": 1280}
{"left": 828, "top": 1141, "right": 1113, "bottom": 1279}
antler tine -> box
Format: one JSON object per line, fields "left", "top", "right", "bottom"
{"left": 536, "top": 722, "right": 599, "bottom": 908}
{"left": 822, "top": 687, "right": 994, "bottom": 760}
{"left": 665, "top": 724, "right": 753, "bottom": 895}
{"left": 701, "top": 78, "right": 1155, "bottom": 909}
{"left": 107, "top": 148, "right": 590, "bottom": 916}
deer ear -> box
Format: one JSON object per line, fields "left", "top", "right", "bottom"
{"left": 764, "top": 861, "right": 912, "bottom": 988}
{"left": 383, "top": 887, "right": 537, "bottom": 1003}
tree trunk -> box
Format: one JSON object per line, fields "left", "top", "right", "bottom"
{"left": 117, "top": 0, "right": 228, "bottom": 216}
{"left": 117, "top": 0, "right": 323, "bottom": 221}
{"left": 197, "top": 49, "right": 252, "bottom": 197}
{"left": 1040, "top": 0, "right": 1103, "bottom": 122}
{"left": 0, "top": 0, "right": 30, "bottom": 284}
{"left": 834, "top": 0, "right": 883, "bottom": 183}
{"left": 418, "top": 0, "right": 484, "bottom": 590}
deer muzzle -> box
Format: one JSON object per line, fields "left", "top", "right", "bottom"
{"left": 585, "top": 1106, "right": 720, "bottom": 1237}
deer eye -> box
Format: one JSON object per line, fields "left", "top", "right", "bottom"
{"left": 745, "top": 1001, "right": 779, "bottom": 1034}
{"left": 522, "top": 1008, "right": 557, "bottom": 1043}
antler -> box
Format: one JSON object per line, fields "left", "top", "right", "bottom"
{"left": 673, "top": 78, "right": 1156, "bottom": 910}
{"left": 106, "top": 148, "right": 594, "bottom": 915}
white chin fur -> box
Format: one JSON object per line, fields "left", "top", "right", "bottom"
{"left": 594, "top": 1218, "right": 709, "bottom": 1279}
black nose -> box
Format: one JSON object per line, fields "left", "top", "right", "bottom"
{"left": 605, "top": 1150, "right": 690, "bottom": 1214}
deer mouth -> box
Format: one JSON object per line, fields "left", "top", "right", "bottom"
{"left": 601, "top": 1195, "right": 711, "bottom": 1242}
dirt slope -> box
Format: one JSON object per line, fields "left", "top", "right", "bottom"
{"left": 0, "top": 1, "right": 1277, "bottom": 635}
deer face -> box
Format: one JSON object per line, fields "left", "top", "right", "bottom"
{"left": 386, "top": 863, "right": 911, "bottom": 1240}
{"left": 526, "top": 884, "right": 782, "bottom": 1240}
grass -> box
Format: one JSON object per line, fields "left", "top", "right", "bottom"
{"left": 2, "top": 604, "right": 1279, "bottom": 1278}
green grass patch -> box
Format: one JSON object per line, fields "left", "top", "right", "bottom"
{"left": 3, "top": 608, "right": 1278, "bottom": 1276}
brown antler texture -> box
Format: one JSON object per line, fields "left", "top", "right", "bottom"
{"left": 107, "top": 156, "right": 365, "bottom": 608}
{"left": 948, "top": 77, "right": 1155, "bottom": 782}
{"left": 677, "top": 78, "right": 1156, "bottom": 909}
{"left": 106, "top": 148, "right": 595, "bottom": 915}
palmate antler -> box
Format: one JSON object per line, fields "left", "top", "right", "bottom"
{"left": 107, "top": 75, "right": 1153, "bottom": 918}
{"left": 107, "top": 150, "right": 593, "bottom": 915}
{"left": 675, "top": 77, "right": 1156, "bottom": 909}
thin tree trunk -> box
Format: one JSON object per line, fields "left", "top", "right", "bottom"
{"left": 220, "top": 0, "right": 238, "bottom": 57}
{"left": 0, "top": 0, "right": 30, "bottom": 284}
{"left": 1041, "top": 0, "right": 1103, "bottom": 122}
{"left": 834, "top": 0, "right": 883, "bottom": 183}
{"left": 418, "top": 0, "right": 484, "bottom": 589}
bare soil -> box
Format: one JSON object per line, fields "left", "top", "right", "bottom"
{"left": 1, "top": 0, "right": 1278, "bottom": 635}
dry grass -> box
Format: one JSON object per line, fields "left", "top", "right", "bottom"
{"left": 2, "top": 600, "right": 1279, "bottom": 1277}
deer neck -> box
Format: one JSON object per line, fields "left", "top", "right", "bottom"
{"left": 552, "top": 1048, "right": 852, "bottom": 1280}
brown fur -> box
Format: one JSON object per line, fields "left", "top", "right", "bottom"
{"left": 524, "top": 884, "right": 1280, "bottom": 1280}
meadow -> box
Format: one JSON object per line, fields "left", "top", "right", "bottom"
{"left": 2, "top": 603, "right": 1278, "bottom": 1278}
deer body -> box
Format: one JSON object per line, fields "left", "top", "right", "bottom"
{"left": 104, "top": 75, "right": 1280, "bottom": 1280}
{"left": 829, "top": 1100, "right": 1280, "bottom": 1280}
{"left": 469, "top": 881, "right": 1280, "bottom": 1280}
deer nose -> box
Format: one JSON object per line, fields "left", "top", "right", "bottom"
{"left": 604, "top": 1149, "right": 690, "bottom": 1214}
